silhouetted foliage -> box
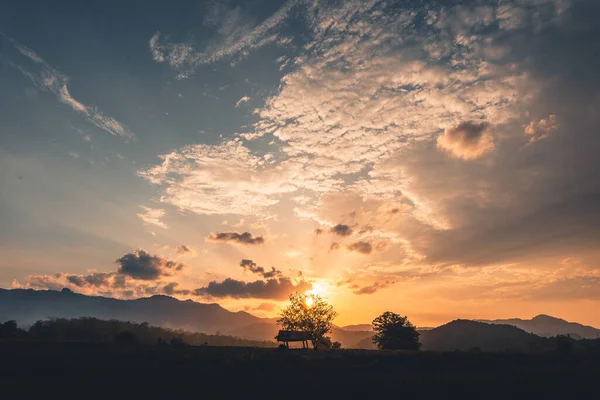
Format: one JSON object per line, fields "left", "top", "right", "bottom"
{"left": 372, "top": 312, "right": 421, "bottom": 350}
{"left": 170, "top": 337, "right": 185, "bottom": 347}
{"left": 24, "top": 318, "right": 276, "bottom": 347}
{"left": 277, "top": 292, "right": 337, "bottom": 349}
{"left": 316, "top": 337, "right": 341, "bottom": 350}
{"left": 0, "top": 320, "right": 17, "bottom": 337}
{"left": 556, "top": 334, "right": 574, "bottom": 354}
{"left": 114, "top": 331, "right": 137, "bottom": 345}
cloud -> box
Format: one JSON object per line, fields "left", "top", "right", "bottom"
{"left": 13, "top": 271, "right": 190, "bottom": 299}
{"left": 207, "top": 231, "right": 265, "bottom": 245}
{"left": 149, "top": 32, "right": 165, "bottom": 62}
{"left": 524, "top": 114, "right": 558, "bottom": 143}
{"left": 66, "top": 272, "right": 115, "bottom": 288}
{"left": 240, "top": 259, "right": 282, "bottom": 278}
{"left": 175, "top": 245, "right": 193, "bottom": 255}
{"left": 331, "top": 224, "right": 353, "bottom": 237}
{"left": 347, "top": 241, "right": 373, "bottom": 255}
{"left": 115, "top": 249, "right": 186, "bottom": 280}
{"left": 2, "top": 35, "right": 135, "bottom": 140}
{"left": 162, "top": 282, "right": 191, "bottom": 296}
{"left": 235, "top": 96, "right": 250, "bottom": 107}
{"left": 138, "top": 0, "right": 600, "bottom": 305}
{"left": 137, "top": 206, "right": 168, "bottom": 229}
{"left": 138, "top": 140, "right": 298, "bottom": 216}
{"left": 13, "top": 249, "right": 191, "bottom": 299}
{"left": 329, "top": 242, "right": 340, "bottom": 251}
{"left": 437, "top": 121, "right": 494, "bottom": 160}
{"left": 352, "top": 280, "right": 395, "bottom": 295}
{"left": 148, "top": 1, "right": 299, "bottom": 78}
{"left": 194, "top": 277, "right": 311, "bottom": 300}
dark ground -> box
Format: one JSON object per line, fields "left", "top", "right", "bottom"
{"left": 1, "top": 342, "right": 598, "bottom": 399}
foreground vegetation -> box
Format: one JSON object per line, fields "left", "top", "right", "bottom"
{"left": 1, "top": 341, "right": 599, "bottom": 398}
{"left": 0, "top": 318, "right": 276, "bottom": 347}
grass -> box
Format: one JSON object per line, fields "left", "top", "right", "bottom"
{"left": 1, "top": 342, "right": 599, "bottom": 398}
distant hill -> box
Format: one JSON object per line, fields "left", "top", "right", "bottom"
{"left": 4, "top": 289, "right": 597, "bottom": 351}
{"left": 478, "top": 315, "right": 600, "bottom": 339}
{"left": 0, "top": 288, "right": 372, "bottom": 348}
{"left": 355, "top": 320, "right": 545, "bottom": 351}
{"left": 1, "top": 317, "right": 275, "bottom": 347}
{"left": 227, "top": 322, "right": 373, "bottom": 348}
{"left": 0, "top": 288, "right": 261, "bottom": 334}
{"left": 341, "top": 324, "right": 373, "bottom": 332}
{"left": 419, "top": 320, "right": 543, "bottom": 352}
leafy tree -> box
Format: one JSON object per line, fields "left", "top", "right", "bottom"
{"left": 372, "top": 311, "right": 421, "bottom": 350}
{"left": 277, "top": 292, "right": 337, "bottom": 349}
{"left": 0, "top": 320, "right": 18, "bottom": 338}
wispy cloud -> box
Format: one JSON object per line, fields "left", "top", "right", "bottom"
{"left": 2, "top": 35, "right": 135, "bottom": 140}
{"left": 148, "top": 0, "right": 299, "bottom": 78}
{"left": 235, "top": 96, "right": 250, "bottom": 107}
{"left": 137, "top": 206, "right": 168, "bottom": 229}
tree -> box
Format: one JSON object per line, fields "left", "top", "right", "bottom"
{"left": 277, "top": 292, "right": 337, "bottom": 350}
{"left": 372, "top": 311, "right": 421, "bottom": 350}
{"left": 113, "top": 331, "right": 137, "bottom": 345}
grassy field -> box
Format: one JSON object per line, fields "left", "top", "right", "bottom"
{"left": 1, "top": 342, "right": 599, "bottom": 398}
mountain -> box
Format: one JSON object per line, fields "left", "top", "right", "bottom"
{"left": 419, "top": 320, "right": 543, "bottom": 352}
{"left": 0, "top": 288, "right": 374, "bottom": 348}
{"left": 478, "top": 314, "right": 600, "bottom": 339}
{"left": 354, "top": 320, "right": 545, "bottom": 351}
{"left": 0, "top": 288, "right": 261, "bottom": 334}
{"left": 13, "top": 317, "right": 276, "bottom": 347}
{"left": 341, "top": 324, "right": 373, "bottom": 332}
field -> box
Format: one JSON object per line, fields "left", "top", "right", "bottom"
{"left": 1, "top": 342, "right": 599, "bottom": 399}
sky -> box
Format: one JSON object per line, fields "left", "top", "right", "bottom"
{"left": 1, "top": 0, "right": 600, "bottom": 328}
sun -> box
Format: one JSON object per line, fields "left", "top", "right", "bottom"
{"left": 304, "top": 296, "right": 314, "bottom": 307}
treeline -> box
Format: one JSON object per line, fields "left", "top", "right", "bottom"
{"left": 0, "top": 318, "right": 277, "bottom": 348}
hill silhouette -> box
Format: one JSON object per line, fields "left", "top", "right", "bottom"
{"left": 0, "top": 288, "right": 260, "bottom": 333}
{"left": 0, "top": 288, "right": 375, "bottom": 348}
{"left": 356, "top": 320, "right": 547, "bottom": 351}
{"left": 419, "top": 320, "right": 543, "bottom": 352}
{"left": 341, "top": 324, "right": 373, "bottom": 332}
{"left": 478, "top": 314, "right": 600, "bottom": 339}
{"left": 4, "top": 289, "right": 599, "bottom": 351}
{"left": 1, "top": 317, "right": 275, "bottom": 347}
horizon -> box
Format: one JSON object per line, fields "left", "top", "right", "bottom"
{"left": 2, "top": 0, "right": 600, "bottom": 329}
{"left": 4, "top": 286, "right": 598, "bottom": 331}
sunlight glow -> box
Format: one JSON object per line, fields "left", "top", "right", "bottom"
{"left": 305, "top": 296, "right": 314, "bottom": 307}
{"left": 305, "top": 282, "right": 327, "bottom": 298}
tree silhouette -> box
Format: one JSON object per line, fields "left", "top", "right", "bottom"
{"left": 372, "top": 311, "right": 421, "bottom": 350}
{"left": 114, "top": 331, "right": 138, "bottom": 345}
{"left": 277, "top": 292, "right": 337, "bottom": 349}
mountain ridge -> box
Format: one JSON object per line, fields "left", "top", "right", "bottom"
{"left": 0, "top": 288, "right": 261, "bottom": 334}
{"left": 478, "top": 314, "right": 600, "bottom": 339}
{"left": 2, "top": 288, "right": 599, "bottom": 348}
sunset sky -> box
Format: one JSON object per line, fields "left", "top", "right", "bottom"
{"left": 1, "top": 0, "right": 599, "bottom": 328}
